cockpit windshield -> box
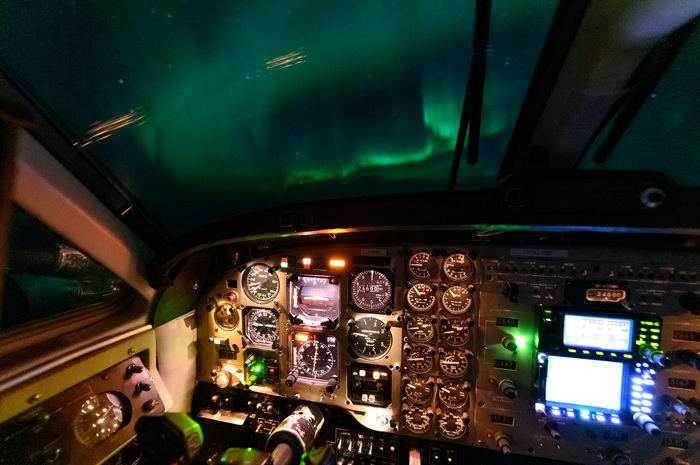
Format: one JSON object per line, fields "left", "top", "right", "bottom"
{"left": 0, "top": 1, "right": 697, "bottom": 237}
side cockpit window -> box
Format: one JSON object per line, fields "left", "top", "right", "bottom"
{"left": 1, "top": 206, "right": 127, "bottom": 331}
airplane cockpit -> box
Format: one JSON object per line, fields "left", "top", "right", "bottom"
{"left": 1, "top": 2, "right": 699, "bottom": 464}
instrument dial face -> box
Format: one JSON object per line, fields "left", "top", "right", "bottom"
{"left": 437, "top": 410, "right": 468, "bottom": 439}
{"left": 243, "top": 263, "right": 280, "bottom": 303}
{"left": 73, "top": 393, "right": 128, "bottom": 447}
{"left": 439, "top": 348, "right": 470, "bottom": 378}
{"left": 405, "top": 344, "right": 434, "bottom": 374}
{"left": 296, "top": 340, "right": 335, "bottom": 379}
{"left": 349, "top": 317, "right": 393, "bottom": 359}
{"left": 408, "top": 251, "right": 438, "bottom": 280}
{"left": 214, "top": 303, "right": 239, "bottom": 330}
{"left": 440, "top": 317, "right": 471, "bottom": 346}
{"left": 441, "top": 285, "right": 473, "bottom": 314}
{"left": 442, "top": 253, "right": 474, "bottom": 282}
{"left": 350, "top": 269, "right": 393, "bottom": 311}
{"left": 438, "top": 379, "right": 470, "bottom": 409}
{"left": 403, "top": 404, "right": 432, "bottom": 434}
{"left": 404, "top": 376, "right": 434, "bottom": 404}
{"left": 406, "top": 283, "right": 436, "bottom": 312}
{"left": 406, "top": 315, "right": 435, "bottom": 343}
{"left": 245, "top": 308, "right": 280, "bottom": 345}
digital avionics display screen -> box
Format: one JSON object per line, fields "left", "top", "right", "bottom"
{"left": 545, "top": 356, "right": 624, "bottom": 412}
{"left": 563, "top": 314, "right": 633, "bottom": 352}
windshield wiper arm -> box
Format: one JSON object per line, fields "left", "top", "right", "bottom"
{"left": 448, "top": 0, "right": 492, "bottom": 190}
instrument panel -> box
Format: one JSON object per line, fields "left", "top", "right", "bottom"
{"left": 197, "top": 243, "right": 700, "bottom": 464}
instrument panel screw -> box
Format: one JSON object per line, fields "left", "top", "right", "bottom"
{"left": 128, "top": 347, "right": 136, "bottom": 355}
{"left": 29, "top": 393, "right": 42, "bottom": 403}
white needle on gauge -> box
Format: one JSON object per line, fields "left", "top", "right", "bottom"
{"left": 407, "top": 357, "right": 425, "bottom": 361}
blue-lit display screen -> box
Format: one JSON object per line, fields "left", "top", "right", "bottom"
{"left": 545, "top": 356, "right": 625, "bottom": 412}
{"left": 563, "top": 314, "right": 633, "bottom": 352}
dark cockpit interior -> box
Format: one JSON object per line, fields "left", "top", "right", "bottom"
{"left": 1, "top": 2, "right": 699, "bottom": 464}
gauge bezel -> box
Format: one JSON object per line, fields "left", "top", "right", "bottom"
{"left": 405, "top": 344, "right": 434, "bottom": 374}
{"left": 442, "top": 252, "right": 474, "bottom": 282}
{"left": 439, "top": 316, "right": 471, "bottom": 346}
{"left": 348, "top": 268, "right": 395, "bottom": 313}
{"left": 406, "top": 282, "right": 437, "bottom": 312}
{"left": 242, "top": 263, "right": 281, "bottom": 304}
{"left": 73, "top": 392, "right": 131, "bottom": 447}
{"left": 441, "top": 284, "right": 473, "bottom": 314}
{"left": 402, "top": 403, "right": 432, "bottom": 434}
{"left": 407, "top": 251, "right": 438, "bottom": 280}
{"left": 437, "top": 409, "right": 468, "bottom": 439}
{"left": 287, "top": 274, "right": 340, "bottom": 326}
{"left": 406, "top": 314, "right": 435, "bottom": 343}
{"left": 348, "top": 316, "right": 393, "bottom": 360}
{"left": 404, "top": 376, "right": 435, "bottom": 405}
{"left": 438, "top": 379, "right": 470, "bottom": 409}
{"left": 244, "top": 307, "right": 280, "bottom": 346}
{"left": 438, "top": 347, "right": 470, "bottom": 378}
{"left": 289, "top": 332, "right": 339, "bottom": 381}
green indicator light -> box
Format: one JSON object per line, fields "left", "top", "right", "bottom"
{"left": 654, "top": 322, "right": 660, "bottom": 326}
{"left": 650, "top": 329, "right": 660, "bottom": 333}
{"left": 568, "top": 349, "right": 577, "bottom": 353}
{"left": 623, "top": 354, "right": 633, "bottom": 359}
{"left": 582, "top": 350, "right": 590, "bottom": 355}
{"left": 651, "top": 335, "right": 659, "bottom": 340}
{"left": 611, "top": 353, "right": 618, "bottom": 357}
{"left": 651, "top": 343, "right": 659, "bottom": 348}
{"left": 596, "top": 351, "right": 604, "bottom": 356}
{"left": 544, "top": 318, "right": 552, "bottom": 322}
{"left": 544, "top": 310, "right": 552, "bottom": 314}
{"left": 636, "top": 341, "right": 643, "bottom": 345}
{"left": 640, "top": 328, "right": 647, "bottom": 332}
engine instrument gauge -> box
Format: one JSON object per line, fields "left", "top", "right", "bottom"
{"left": 350, "top": 269, "right": 393, "bottom": 312}
{"left": 243, "top": 263, "right": 280, "bottom": 303}
{"left": 442, "top": 253, "right": 474, "bottom": 282}
{"left": 438, "top": 379, "right": 470, "bottom": 409}
{"left": 440, "top": 317, "right": 471, "bottom": 346}
{"left": 437, "top": 410, "right": 468, "bottom": 439}
{"left": 408, "top": 251, "right": 438, "bottom": 280}
{"left": 438, "top": 348, "right": 470, "bottom": 378}
{"left": 349, "top": 317, "right": 393, "bottom": 359}
{"left": 294, "top": 339, "right": 336, "bottom": 379}
{"left": 214, "top": 303, "right": 239, "bottom": 330}
{"left": 73, "top": 392, "right": 128, "bottom": 447}
{"left": 441, "top": 285, "right": 473, "bottom": 314}
{"left": 405, "top": 344, "right": 434, "bottom": 374}
{"left": 245, "top": 308, "right": 280, "bottom": 345}
{"left": 402, "top": 404, "right": 432, "bottom": 434}
{"left": 404, "top": 376, "right": 434, "bottom": 404}
{"left": 406, "top": 283, "right": 436, "bottom": 312}
{"left": 406, "top": 314, "right": 435, "bottom": 343}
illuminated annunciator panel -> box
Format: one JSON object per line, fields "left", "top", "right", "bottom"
{"left": 535, "top": 308, "right": 663, "bottom": 434}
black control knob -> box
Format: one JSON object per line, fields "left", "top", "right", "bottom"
{"left": 676, "top": 350, "right": 700, "bottom": 370}
{"left": 501, "top": 335, "right": 518, "bottom": 352}
{"left": 664, "top": 396, "right": 689, "bottom": 415}
{"left": 126, "top": 364, "right": 144, "bottom": 377}
{"left": 136, "top": 382, "right": 152, "bottom": 392}
{"left": 612, "top": 453, "right": 632, "bottom": 465}
{"left": 640, "top": 344, "right": 669, "bottom": 367}
{"left": 494, "top": 432, "right": 512, "bottom": 454}
{"left": 285, "top": 369, "right": 298, "bottom": 387}
{"left": 498, "top": 379, "right": 517, "bottom": 399}
{"left": 501, "top": 282, "right": 519, "bottom": 303}
{"left": 544, "top": 421, "right": 560, "bottom": 439}
{"left": 633, "top": 412, "right": 660, "bottom": 436}
{"left": 326, "top": 375, "right": 339, "bottom": 394}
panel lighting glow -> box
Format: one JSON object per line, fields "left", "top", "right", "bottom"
{"left": 563, "top": 315, "right": 633, "bottom": 352}
{"left": 330, "top": 259, "right": 345, "bottom": 268}
{"left": 545, "top": 356, "right": 624, "bottom": 412}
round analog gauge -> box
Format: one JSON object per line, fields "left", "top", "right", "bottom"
{"left": 441, "top": 285, "right": 473, "bottom": 314}
{"left": 349, "top": 317, "right": 393, "bottom": 359}
{"left": 405, "top": 344, "right": 434, "bottom": 374}
{"left": 296, "top": 340, "right": 335, "bottom": 379}
{"left": 245, "top": 308, "right": 279, "bottom": 344}
{"left": 402, "top": 404, "right": 432, "bottom": 434}
{"left": 440, "top": 317, "right": 471, "bottom": 346}
{"left": 73, "top": 393, "right": 128, "bottom": 447}
{"left": 406, "top": 315, "right": 435, "bottom": 343}
{"left": 243, "top": 263, "right": 280, "bottom": 303}
{"left": 408, "top": 251, "right": 438, "bottom": 280}
{"left": 442, "top": 253, "right": 474, "bottom": 282}
{"left": 437, "top": 410, "right": 468, "bottom": 439}
{"left": 350, "top": 269, "right": 393, "bottom": 311}
{"left": 438, "top": 379, "right": 470, "bottom": 409}
{"left": 439, "top": 348, "right": 470, "bottom": 378}
{"left": 406, "top": 283, "right": 436, "bottom": 312}
{"left": 214, "top": 303, "right": 239, "bottom": 330}
{"left": 404, "top": 376, "right": 434, "bottom": 404}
